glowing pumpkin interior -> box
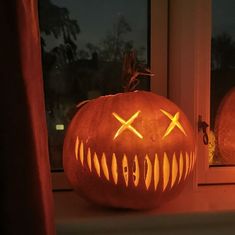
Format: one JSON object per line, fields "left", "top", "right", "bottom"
{"left": 63, "top": 91, "right": 195, "bottom": 209}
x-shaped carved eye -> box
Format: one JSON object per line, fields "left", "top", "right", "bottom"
{"left": 160, "top": 109, "right": 187, "bottom": 138}
{"left": 112, "top": 111, "right": 143, "bottom": 140}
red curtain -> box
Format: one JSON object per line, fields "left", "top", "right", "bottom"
{"left": 1, "top": 1, "right": 55, "bottom": 234}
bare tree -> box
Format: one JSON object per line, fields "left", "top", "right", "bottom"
{"left": 99, "top": 15, "right": 133, "bottom": 62}
{"left": 39, "top": 0, "right": 80, "bottom": 40}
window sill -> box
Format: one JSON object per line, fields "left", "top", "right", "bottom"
{"left": 54, "top": 180, "right": 235, "bottom": 234}
{"left": 55, "top": 210, "right": 235, "bottom": 235}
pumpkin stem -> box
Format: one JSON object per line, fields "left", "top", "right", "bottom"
{"left": 122, "top": 51, "right": 154, "bottom": 92}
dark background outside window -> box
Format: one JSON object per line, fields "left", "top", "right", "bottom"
{"left": 38, "top": 0, "right": 149, "bottom": 170}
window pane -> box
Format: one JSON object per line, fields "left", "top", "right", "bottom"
{"left": 39, "top": 0, "right": 149, "bottom": 170}
{"left": 210, "top": 0, "right": 235, "bottom": 166}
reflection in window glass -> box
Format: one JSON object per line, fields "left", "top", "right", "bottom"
{"left": 210, "top": 0, "right": 235, "bottom": 166}
{"left": 39, "top": 0, "right": 149, "bottom": 169}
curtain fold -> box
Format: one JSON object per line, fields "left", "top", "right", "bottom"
{"left": 1, "top": 1, "right": 55, "bottom": 234}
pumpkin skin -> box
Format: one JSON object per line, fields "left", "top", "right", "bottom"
{"left": 215, "top": 88, "right": 235, "bottom": 164}
{"left": 63, "top": 91, "right": 195, "bottom": 209}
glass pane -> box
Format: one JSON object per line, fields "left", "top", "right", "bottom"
{"left": 39, "top": 0, "right": 149, "bottom": 170}
{"left": 210, "top": 0, "right": 235, "bottom": 166}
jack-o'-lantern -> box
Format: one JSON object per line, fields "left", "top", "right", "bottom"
{"left": 215, "top": 88, "right": 235, "bottom": 164}
{"left": 63, "top": 91, "right": 195, "bottom": 209}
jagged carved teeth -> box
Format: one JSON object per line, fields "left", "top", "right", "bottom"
{"left": 75, "top": 137, "right": 195, "bottom": 191}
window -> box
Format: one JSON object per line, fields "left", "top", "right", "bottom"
{"left": 39, "top": 0, "right": 168, "bottom": 188}
{"left": 41, "top": 0, "right": 235, "bottom": 188}
{"left": 169, "top": 0, "right": 235, "bottom": 184}
{"left": 199, "top": 0, "right": 235, "bottom": 184}
{"left": 210, "top": 0, "right": 235, "bottom": 167}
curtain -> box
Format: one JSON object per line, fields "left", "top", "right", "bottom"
{"left": 1, "top": 1, "right": 55, "bottom": 234}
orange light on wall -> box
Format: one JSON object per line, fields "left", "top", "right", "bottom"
{"left": 63, "top": 91, "right": 195, "bottom": 209}
{"left": 215, "top": 88, "right": 235, "bottom": 164}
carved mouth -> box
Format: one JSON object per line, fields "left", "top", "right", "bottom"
{"left": 75, "top": 137, "right": 195, "bottom": 191}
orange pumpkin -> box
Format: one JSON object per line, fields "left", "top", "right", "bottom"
{"left": 63, "top": 91, "right": 195, "bottom": 209}
{"left": 215, "top": 88, "right": 235, "bottom": 164}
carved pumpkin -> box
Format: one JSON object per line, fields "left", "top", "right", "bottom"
{"left": 215, "top": 88, "right": 235, "bottom": 164}
{"left": 63, "top": 91, "right": 195, "bottom": 209}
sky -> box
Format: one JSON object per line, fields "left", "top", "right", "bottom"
{"left": 42, "top": 0, "right": 235, "bottom": 55}
{"left": 212, "top": 0, "right": 235, "bottom": 39}
{"left": 44, "top": 0, "right": 148, "bottom": 57}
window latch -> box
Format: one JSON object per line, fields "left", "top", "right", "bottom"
{"left": 198, "top": 115, "right": 209, "bottom": 145}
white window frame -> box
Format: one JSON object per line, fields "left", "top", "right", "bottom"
{"left": 150, "top": 0, "right": 168, "bottom": 97}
